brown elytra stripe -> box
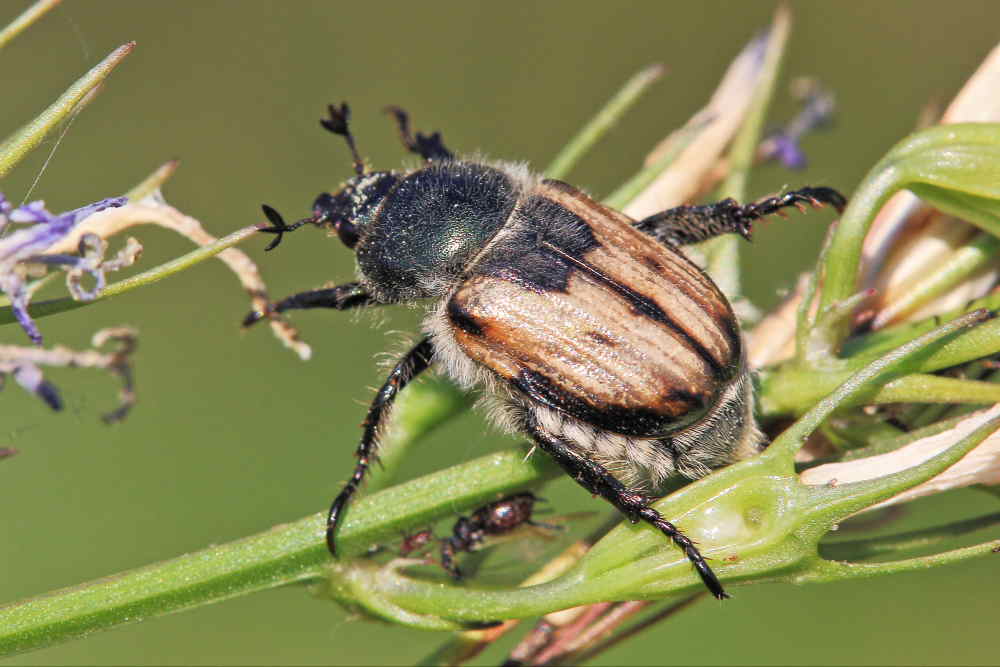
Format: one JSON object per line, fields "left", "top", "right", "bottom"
{"left": 449, "top": 272, "right": 715, "bottom": 420}
{"left": 540, "top": 241, "right": 726, "bottom": 379}
{"left": 536, "top": 181, "right": 740, "bottom": 373}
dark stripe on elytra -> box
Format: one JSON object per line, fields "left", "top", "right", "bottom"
{"left": 475, "top": 194, "right": 601, "bottom": 294}
{"left": 541, "top": 242, "right": 726, "bottom": 379}
{"left": 513, "top": 368, "right": 707, "bottom": 437}
{"left": 639, "top": 251, "right": 741, "bottom": 367}
{"left": 447, "top": 297, "right": 484, "bottom": 336}
{"left": 586, "top": 331, "right": 617, "bottom": 347}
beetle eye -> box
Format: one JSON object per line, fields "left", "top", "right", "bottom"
{"left": 312, "top": 192, "right": 359, "bottom": 249}
{"left": 334, "top": 218, "right": 359, "bottom": 249}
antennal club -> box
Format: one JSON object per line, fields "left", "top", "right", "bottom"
{"left": 320, "top": 102, "right": 365, "bottom": 176}
{"left": 259, "top": 204, "right": 312, "bottom": 251}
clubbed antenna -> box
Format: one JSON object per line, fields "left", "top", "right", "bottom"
{"left": 259, "top": 204, "right": 312, "bottom": 251}
{"left": 320, "top": 102, "right": 365, "bottom": 176}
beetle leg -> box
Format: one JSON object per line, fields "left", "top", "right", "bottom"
{"left": 326, "top": 337, "right": 435, "bottom": 555}
{"left": 384, "top": 106, "right": 454, "bottom": 161}
{"left": 440, "top": 536, "right": 463, "bottom": 579}
{"left": 241, "top": 282, "right": 376, "bottom": 327}
{"left": 634, "top": 186, "right": 846, "bottom": 246}
{"left": 525, "top": 417, "right": 729, "bottom": 600}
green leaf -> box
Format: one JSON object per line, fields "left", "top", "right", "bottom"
{"left": 817, "top": 123, "right": 1000, "bottom": 333}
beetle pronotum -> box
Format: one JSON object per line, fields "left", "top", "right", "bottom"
{"left": 247, "top": 103, "right": 845, "bottom": 599}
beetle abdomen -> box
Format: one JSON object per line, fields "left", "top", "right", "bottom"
{"left": 447, "top": 181, "right": 742, "bottom": 438}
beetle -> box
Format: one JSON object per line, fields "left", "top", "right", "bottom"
{"left": 246, "top": 102, "right": 846, "bottom": 600}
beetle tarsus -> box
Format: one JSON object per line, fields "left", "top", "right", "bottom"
{"left": 384, "top": 105, "right": 454, "bottom": 161}
{"left": 635, "top": 185, "right": 847, "bottom": 247}
{"left": 325, "top": 337, "right": 436, "bottom": 555}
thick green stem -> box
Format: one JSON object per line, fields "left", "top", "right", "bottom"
{"left": 0, "top": 448, "right": 559, "bottom": 656}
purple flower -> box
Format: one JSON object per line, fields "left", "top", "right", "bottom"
{"left": 762, "top": 133, "right": 808, "bottom": 170}
{"left": 760, "top": 80, "right": 836, "bottom": 171}
{"left": 0, "top": 195, "right": 127, "bottom": 344}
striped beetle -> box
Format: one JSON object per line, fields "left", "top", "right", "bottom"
{"left": 247, "top": 103, "right": 845, "bottom": 599}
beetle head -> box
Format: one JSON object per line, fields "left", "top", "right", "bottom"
{"left": 311, "top": 171, "right": 399, "bottom": 250}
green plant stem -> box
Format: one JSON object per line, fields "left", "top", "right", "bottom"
{"left": 760, "top": 313, "right": 1000, "bottom": 417}
{"left": 702, "top": 5, "right": 790, "bottom": 297}
{"left": 873, "top": 232, "right": 1000, "bottom": 326}
{"left": 817, "top": 124, "right": 1000, "bottom": 340}
{"left": 0, "top": 0, "right": 62, "bottom": 49}
{"left": 0, "top": 448, "right": 560, "bottom": 656}
{"left": 821, "top": 512, "right": 1000, "bottom": 560}
{"left": 0, "top": 224, "right": 261, "bottom": 328}
{"left": 601, "top": 123, "right": 706, "bottom": 210}
{"left": 544, "top": 64, "right": 664, "bottom": 181}
{"left": 798, "top": 539, "right": 1000, "bottom": 584}
{"left": 0, "top": 42, "right": 134, "bottom": 179}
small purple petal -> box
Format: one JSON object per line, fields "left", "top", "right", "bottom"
{"left": 0, "top": 195, "right": 128, "bottom": 344}
{"left": 0, "top": 193, "right": 10, "bottom": 215}
{"left": 0, "top": 275, "right": 41, "bottom": 344}
{"left": 768, "top": 133, "right": 808, "bottom": 170}
{"left": 9, "top": 200, "right": 54, "bottom": 224}
{"left": 62, "top": 197, "right": 127, "bottom": 227}
{"left": 12, "top": 362, "right": 62, "bottom": 410}
{"left": 36, "top": 380, "right": 63, "bottom": 411}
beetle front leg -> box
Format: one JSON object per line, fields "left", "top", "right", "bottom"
{"left": 634, "top": 186, "right": 846, "bottom": 247}
{"left": 525, "top": 417, "right": 728, "bottom": 600}
{"left": 241, "top": 282, "right": 376, "bottom": 327}
{"left": 326, "top": 337, "right": 435, "bottom": 555}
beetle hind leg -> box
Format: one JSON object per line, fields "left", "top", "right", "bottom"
{"left": 635, "top": 186, "right": 846, "bottom": 247}
{"left": 525, "top": 416, "right": 728, "bottom": 600}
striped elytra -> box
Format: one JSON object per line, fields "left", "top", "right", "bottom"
{"left": 446, "top": 179, "right": 742, "bottom": 439}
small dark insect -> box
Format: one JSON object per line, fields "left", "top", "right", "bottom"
{"left": 440, "top": 492, "right": 541, "bottom": 579}
{"left": 246, "top": 102, "right": 846, "bottom": 599}
{"left": 398, "top": 529, "right": 435, "bottom": 557}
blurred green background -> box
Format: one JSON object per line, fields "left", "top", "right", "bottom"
{"left": 2, "top": 1, "right": 999, "bottom": 665}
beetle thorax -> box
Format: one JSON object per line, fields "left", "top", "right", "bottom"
{"left": 353, "top": 162, "right": 524, "bottom": 302}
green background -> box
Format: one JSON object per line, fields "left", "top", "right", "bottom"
{"left": 2, "top": 1, "right": 998, "bottom": 664}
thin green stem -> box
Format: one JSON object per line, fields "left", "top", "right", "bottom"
{"left": 0, "top": 0, "right": 62, "bottom": 50}
{"left": 0, "top": 224, "right": 261, "bottom": 328}
{"left": 544, "top": 64, "right": 664, "bottom": 181}
{"left": 873, "top": 232, "right": 1000, "bottom": 327}
{"left": 0, "top": 42, "right": 135, "bottom": 179}
{"left": 817, "top": 124, "right": 1000, "bottom": 332}
{"left": 763, "top": 309, "right": 991, "bottom": 460}
{"left": 702, "top": 5, "right": 790, "bottom": 297}
{"left": 601, "top": 122, "right": 706, "bottom": 210}
{"left": 821, "top": 512, "right": 1000, "bottom": 560}
{"left": 798, "top": 539, "right": 1000, "bottom": 584}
